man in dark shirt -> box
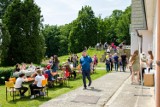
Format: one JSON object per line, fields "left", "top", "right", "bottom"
{"left": 113, "top": 53, "right": 119, "bottom": 71}
{"left": 121, "top": 53, "right": 127, "bottom": 72}
{"left": 80, "top": 50, "right": 92, "bottom": 89}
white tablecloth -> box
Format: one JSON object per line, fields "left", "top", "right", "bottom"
{"left": 13, "top": 70, "right": 35, "bottom": 77}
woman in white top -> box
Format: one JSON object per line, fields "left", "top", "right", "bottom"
{"left": 29, "top": 69, "right": 45, "bottom": 99}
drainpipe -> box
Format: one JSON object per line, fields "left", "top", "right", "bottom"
{"left": 136, "top": 29, "right": 143, "bottom": 53}
{"left": 156, "top": 0, "right": 160, "bottom": 107}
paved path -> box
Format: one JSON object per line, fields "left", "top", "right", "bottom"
{"left": 40, "top": 71, "right": 155, "bottom": 107}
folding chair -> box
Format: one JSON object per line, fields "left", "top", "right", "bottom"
{"left": 33, "top": 79, "right": 48, "bottom": 98}
{"left": 9, "top": 77, "right": 16, "bottom": 83}
{"left": 5, "top": 81, "right": 20, "bottom": 101}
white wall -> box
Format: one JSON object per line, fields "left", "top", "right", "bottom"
{"left": 130, "top": 32, "right": 139, "bottom": 54}
{"left": 152, "top": 1, "right": 157, "bottom": 61}
{"left": 142, "top": 31, "right": 153, "bottom": 54}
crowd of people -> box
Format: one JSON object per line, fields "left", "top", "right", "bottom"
{"left": 12, "top": 51, "right": 99, "bottom": 99}
{"left": 12, "top": 42, "right": 154, "bottom": 100}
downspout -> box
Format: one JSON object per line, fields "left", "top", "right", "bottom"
{"left": 135, "top": 29, "right": 143, "bottom": 53}
{"left": 156, "top": 0, "right": 160, "bottom": 107}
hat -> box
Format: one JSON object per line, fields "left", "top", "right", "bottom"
{"left": 46, "top": 65, "right": 51, "bottom": 69}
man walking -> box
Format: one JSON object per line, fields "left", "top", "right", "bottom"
{"left": 80, "top": 50, "right": 92, "bottom": 89}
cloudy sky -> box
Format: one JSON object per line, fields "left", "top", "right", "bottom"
{"left": 34, "top": 0, "right": 131, "bottom": 25}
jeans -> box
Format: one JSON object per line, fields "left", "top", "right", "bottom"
{"left": 29, "top": 84, "right": 42, "bottom": 95}
{"left": 114, "top": 62, "right": 118, "bottom": 71}
{"left": 16, "top": 86, "right": 28, "bottom": 96}
{"left": 106, "top": 64, "right": 110, "bottom": 72}
{"left": 122, "top": 61, "right": 126, "bottom": 72}
{"left": 82, "top": 71, "right": 91, "bottom": 88}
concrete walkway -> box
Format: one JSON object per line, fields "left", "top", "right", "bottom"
{"left": 40, "top": 71, "right": 155, "bottom": 107}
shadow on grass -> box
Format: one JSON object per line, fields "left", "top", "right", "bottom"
{"left": 7, "top": 96, "right": 52, "bottom": 104}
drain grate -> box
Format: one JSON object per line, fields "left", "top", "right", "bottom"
{"left": 72, "top": 95, "right": 100, "bottom": 104}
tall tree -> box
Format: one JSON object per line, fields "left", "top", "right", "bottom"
{"left": 2, "top": 0, "right": 45, "bottom": 66}
{"left": 42, "top": 25, "right": 61, "bottom": 57}
{"left": 0, "top": 23, "right": 10, "bottom": 66}
{"left": 69, "top": 6, "right": 98, "bottom": 53}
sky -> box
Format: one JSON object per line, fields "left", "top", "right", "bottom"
{"left": 34, "top": 0, "right": 131, "bottom": 26}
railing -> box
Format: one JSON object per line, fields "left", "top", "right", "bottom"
{"left": 123, "top": 45, "right": 131, "bottom": 49}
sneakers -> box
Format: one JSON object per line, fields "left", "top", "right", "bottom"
{"left": 30, "top": 95, "right": 36, "bottom": 99}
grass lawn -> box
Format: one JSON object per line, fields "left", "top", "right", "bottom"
{"left": 0, "top": 63, "right": 107, "bottom": 107}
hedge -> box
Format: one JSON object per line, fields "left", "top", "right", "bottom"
{"left": 0, "top": 67, "right": 15, "bottom": 84}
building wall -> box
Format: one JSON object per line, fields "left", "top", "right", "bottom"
{"left": 153, "top": 2, "right": 157, "bottom": 62}
{"left": 131, "top": 0, "right": 147, "bottom": 54}
{"left": 142, "top": 31, "right": 153, "bottom": 53}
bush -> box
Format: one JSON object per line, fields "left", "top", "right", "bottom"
{"left": 0, "top": 67, "right": 14, "bottom": 84}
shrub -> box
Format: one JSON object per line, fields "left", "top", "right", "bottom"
{"left": 0, "top": 67, "right": 15, "bottom": 84}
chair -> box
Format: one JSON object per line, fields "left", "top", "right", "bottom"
{"left": 5, "top": 81, "right": 20, "bottom": 101}
{"left": 9, "top": 77, "right": 16, "bottom": 83}
{"left": 33, "top": 79, "right": 48, "bottom": 98}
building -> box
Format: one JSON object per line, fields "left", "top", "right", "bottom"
{"left": 131, "top": 0, "right": 160, "bottom": 107}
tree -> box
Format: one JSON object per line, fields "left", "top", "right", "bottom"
{"left": 69, "top": 6, "right": 98, "bottom": 53}
{"left": 116, "top": 6, "right": 131, "bottom": 45}
{"left": 0, "top": 23, "right": 10, "bottom": 65}
{"left": 0, "top": 0, "right": 13, "bottom": 18}
{"left": 96, "top": 16, "right": 108, "bottom": 43}
{"left": 2, "top": 0, "right": 45, "bottom": 66}
{"left": 42, "top": 25, "right": 61, "bottom": 57}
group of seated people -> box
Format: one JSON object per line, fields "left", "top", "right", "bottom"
{"left": 14, "top": 69, "right": 45, "bottom": 99}
{"left": 13, "top": 63, "right": 78, "bottom": 99}
{"left": 15, "top": 62, "right": 36, "bottom": 72}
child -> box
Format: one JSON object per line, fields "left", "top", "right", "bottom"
{"left": 105, "top": 54, "right": 110, "bottom": 72}
{"left": 14, "top": 73, "right": 28, "bottom": 97}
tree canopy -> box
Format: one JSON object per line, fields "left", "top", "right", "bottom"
{"left": 1, "top": 0, "right": 45, "bottom": 66}
{"left": 0, "top": 1, "right": 131, "bottom": 65}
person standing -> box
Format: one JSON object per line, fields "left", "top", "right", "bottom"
{"left": 121, "top": 53, "right": 127, "bottom": 72}
{"left": 130, "top": 50, "right": 140, "bottom": 84}
{"left": 105, "top": 53, "right": 110, "bottom": 72}
{"left": 147, "top": 50, "right": 154, "bottom": 70}
{"left": 109, "top": 54, "right": 113, "bottom": 71}
{"left": 113, "top": 53, "right": 119, "bottom": 71}
{"left": 80, "top": 50, "right": 92, "bottom": 89}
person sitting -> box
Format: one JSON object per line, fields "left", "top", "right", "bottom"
{"left": 45, "top": 65, "right": 56, "bottom": 87}
{"left": 21, "top": 63, "right": 27, "bottom": 70}
{"left": 66, "top": 64, "right": 76, "bottom": 79}
{"left": 14, "top": 73, "right": 28, "bottom": 98}
{"left": 28, "top": 62, "right": 36, "bottom": 71}
{"left": 29, "top": 70, "right": 45, "bottom": 99}
{"left": 15, "top": 63, "right": 21, "bottom": 72}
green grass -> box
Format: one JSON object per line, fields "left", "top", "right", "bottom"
{"left": 0, "top": 48, "right": 106, "bottom": 107}
{"left": 42, "top": 48, "right": 105, "bottom": 64}
{"left": 0, "top": 65, "right": 106, "bottom": 107}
